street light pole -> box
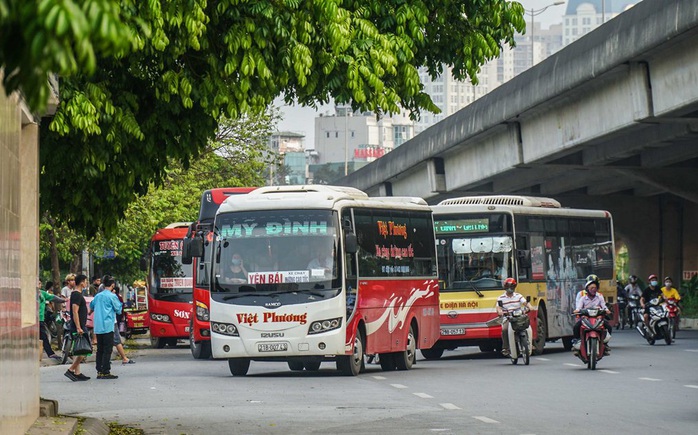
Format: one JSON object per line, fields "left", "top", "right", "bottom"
{"left": 527, "top": 2, "right": 565, "bottom": 67}
{"left": 344, "top": 108, "right": 348, "bottom": 176}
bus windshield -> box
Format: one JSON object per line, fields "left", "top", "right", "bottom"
{"left": 434, "top": 214, "right": 514, "bottom": 292}
{"left": 212, "top": 209, "right": 341, "bottom": 297}
{"left": 149, "top": 239, "right": 193, "bottom": 302}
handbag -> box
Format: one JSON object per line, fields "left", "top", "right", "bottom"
{"left": 71, "top": 332, "right": 93, "bottom": 356}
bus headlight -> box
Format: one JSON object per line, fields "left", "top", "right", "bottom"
{"left": 211, "top": 321, "right": 239, "bottom": 337}
{"left": 195, "top": 301, "right": 209, "bottom": 321}
{"left": 308, "top": 317, "right": 342, "bottom": 335}
{"left": 150, "top": 313, "right": 172, "bottom": 323}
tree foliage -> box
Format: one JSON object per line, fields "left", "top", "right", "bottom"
{"left": 18, "top": 0, "right": 525, "bottom": 235}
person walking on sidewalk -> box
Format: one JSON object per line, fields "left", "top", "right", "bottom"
{"left": 38, "top": 279, "right": 65, "bottom": 361}
{"left": 90, "top": 276, "right": 123, "bottom": 379}
{"left": 65, "top": 274, "right": 90, "bottom": 381}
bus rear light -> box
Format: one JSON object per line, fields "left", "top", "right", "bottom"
{"left": 308, "top": 317, "right": 342, "bottom": 335}
{"left": 151, "top": 313, "right": 172, "bottom": 323}
{"left": 211, "top": 321, "right": 239, "bottom": 336}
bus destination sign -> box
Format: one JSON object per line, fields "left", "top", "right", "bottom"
{"left": 434, "top": 219, "right": 489, "bottom": 234}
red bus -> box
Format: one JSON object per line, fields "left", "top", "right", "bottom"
{"left": 196, "top": 185, "right": 440, "bottom": 376}
{"left": 146, "top": 222, "right": 193, "bottom": 348}
{"left": 184, "top": 187, "right": 255, "bottom": 359}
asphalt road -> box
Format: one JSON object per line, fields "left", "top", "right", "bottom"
{"left": 40, "top": 329, "right": 698, "bottom": 434}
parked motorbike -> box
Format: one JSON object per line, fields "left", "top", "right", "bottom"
{"left": 628, "top": 294, "right": 642, "bottom": 328}
{"left": 59, "top": 310, "right": 74, "bottom": 364}
{"left": 616, "top": 295, "right": 628, "bottom": 330}
{"left": 504, "top": 309, "right": 532, "bottom": 365}
{"left": 573, "top": 307, "right": 608, "bottom": 370}
{"left": 665, "top": 297, "right": 680, "bottom": 340}
{"left": 636, "top": 297, "right": 672, "bottom": 345}
{"left": 44, "top": 304, "right": 58, "bottom": 341}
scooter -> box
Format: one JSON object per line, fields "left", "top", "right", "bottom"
{"left": 636, "top": 297, "right": 672, "bottom": 345}
{"left": 504, "top": 309, "right": 532, "bottom": 365}
{"left": 665, "top": 297, "right": 680, "bottom": 340}
{"left": 628, "top": 294, "right": 642, "bottom": 328}
{"left": 573, "top": 307, "right": 608, "bottom": 370}
{"left": 616, "top": 295, "right": 627, "bottom": 330}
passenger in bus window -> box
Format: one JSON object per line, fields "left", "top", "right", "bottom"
{"left": 225, "top": 253, "right": 248, "bottom": 283}
{"left": 308, "top": 245, "right": 333, "bottom": 273}
{"left": 253, "top": 244, "right": 278, "bottom": 272}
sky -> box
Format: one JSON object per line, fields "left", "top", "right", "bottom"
{"left": 276, "top": 1, "right": 568, "bottom": 148}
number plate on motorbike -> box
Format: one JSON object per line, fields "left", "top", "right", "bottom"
{"left": 258, "top": 342, "right": 288, "bottom": 352}
{"left": 441, "top": 328, "right": 465, "bottom": 336}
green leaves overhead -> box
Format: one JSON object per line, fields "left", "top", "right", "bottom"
{"left": 24, "top": 0, "right": 524, "bottom": 235}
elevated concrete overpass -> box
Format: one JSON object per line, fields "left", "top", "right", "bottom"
{"left": 340, "top": 0, "right": 698, "bottom": 282}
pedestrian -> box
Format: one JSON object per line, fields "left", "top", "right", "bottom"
{"left": 112, "top": 286, "right": 135, "bottom": 365}
{"left": 38, "top": 279, "right": 65, "bottom": 361}
{"left": 88, "top": 275, "right": 101, "bottom": 296}
{"left": 61, "top": 273, "right": 75, "bottom": 299}
{"left": 65, "top": 274, "right": 90, "bottom": 381}
{"left": 90, "top": 275, "right": 122, "bottom": 379}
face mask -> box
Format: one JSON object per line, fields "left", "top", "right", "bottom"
{"left": 650, "top": 280, "right": 658, "bottom": 287}
{"left": 231, "top": 259, "right": 241, "bottom": 266}
{"left": 665, "top": 282, "right": 672, "bottom": 287}
{"left": 506, "top": 289, "right": 514, "bottom": 294}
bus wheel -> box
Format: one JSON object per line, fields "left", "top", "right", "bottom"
{"left": 288, "top": 360, "right": 304, "bottom": 371}
{"left": 166, "top": 338, "right": 178, "bottom": 347}
{"left": 420, "top": 347, "right": 444, "bottom": 360}
{"left": 337, "top": 330, "right": 364, "bottom": 376}
{"left": 228, "top": 358, "right": 250, "bottom": 376}
{"left": 304, "top": 360, "right": 322, "bottom": 371}
{"left": 395, "top": 324, "right": 416, "bottom": 370}
{"left": 379, "top": 352, "right": 396, "bottom": 371}
{"left": 151, "top": 337, "right": 165, "bottom": 349}
{"left": 562, "top": 337, "right": 574, "bottom": 351}
{"left": 532, "top": 309, "right": 547, "bottom": 355}
{"left": 190, "top": 323, "right": 211, "bottom": 359}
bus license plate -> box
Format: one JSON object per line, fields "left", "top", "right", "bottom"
{"left": 441, "top": 328, "right": 465, "bottom": 336}
{"left": 258, "top": 342, "right": 288, "bottom": 352}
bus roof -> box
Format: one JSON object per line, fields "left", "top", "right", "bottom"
{"left": 433, "top": 195, "right": 610, "bottom": 218}
{"left": 218, "top": 185, "right": 431, "bottom": 213}
{"left": 151, "top": 223, "right": 192, "bottom": 241}
{"left": 199, "top": 187, "right": 256, "bottom": 223}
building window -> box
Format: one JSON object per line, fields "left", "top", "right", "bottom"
{"left": 335, "top": 132, "right": 338, "bottom": 138}
{"left": 351, "top": 131, "right": 355, "bottom": 138}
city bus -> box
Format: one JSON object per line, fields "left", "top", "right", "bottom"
{"left": 184, "top": 187, "right": 256, "bottom": 359}
{"left": 194, "top": 185, "right": 440, "bottom": 376}
{"left": 422, "top": 195, "right": 614, "bottom": 359}
{"left": 146, "top": 222, "right": 193, "bottom": 348}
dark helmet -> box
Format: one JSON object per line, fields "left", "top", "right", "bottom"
{"left": 664, "top": 276, "right": 673, "bottom": 283}
{"left": 503, "top": 277, "right": 517, "bottom": 291}
{"left": 629, "top": 275, "right": 638, "bottom": 283}
{"left": 585, "top": 279, "right": 599, "bottom": 292}
{"left": 585, "top": 274, "right": 599, "bottom": 284}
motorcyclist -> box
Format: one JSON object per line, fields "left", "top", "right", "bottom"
{"left": 575, "top": 273, "right": 604, "bottom": 306}
{"left": 496, "top": 278, "right": 533, "bottom": 357}
{"left": 641, "top": 274, "right": 663, "bottom": 329}
{"left": 573, "top": 278, "right": 612, "bottom": 355}
{"left": 616, "top": 279, "right": 628, "bottom": 329}
{"left": 661, "top": 276, "right": 682, "bottom": 330}
{"left": 624, "top": 275, "right": 642, "bottom": 298}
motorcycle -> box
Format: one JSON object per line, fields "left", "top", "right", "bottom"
{"left": 636, "top": 297, "right": 672, "bottom": 345}
{"left": 573, "top": 307, "right": 608, "bottom": 370}
{"left": 628, "top": 294, "right": 642, "bottom": 328}
{"left": 504, "top": 309, "right": 532, "bottom": 365}
{"left": 44, "top": 304, "right": 59, "bottom": 341}
{"left": 665, "top": 297, "right": 680, "bottom": 340}
{"left": 616, "top": 295, "right": 627, "bottom": 330}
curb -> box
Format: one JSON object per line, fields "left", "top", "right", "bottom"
{"left": 679, "top": 317, "right": 698, "bottom": 329}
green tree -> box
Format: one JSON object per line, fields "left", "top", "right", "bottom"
{"left": 16, "top": 0, "right": 524, "bottom": 235}
{"left": 312, "top": 163, "right": 342, "bottom": 185}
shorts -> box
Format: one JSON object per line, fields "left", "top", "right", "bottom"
{"left": 113, "top": 325, "right": 123, "bottom": 345}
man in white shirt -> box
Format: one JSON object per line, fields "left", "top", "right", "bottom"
{"left": 496, "top": 278, "right": 533, "bottom": 357}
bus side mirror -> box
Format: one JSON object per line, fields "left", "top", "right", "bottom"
{"left": 187, "top": 236, "right": 204, "bottom": 259}
{"left": 182, "top": 238, "right": 193, "bottom": 265}
{"left": 139, "top": 256, "right": 147, "bottom": 271}
{"left": 345, "top": 232, "right": 358, "bottom": 254}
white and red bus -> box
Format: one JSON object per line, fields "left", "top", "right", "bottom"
{"left": 195, "top": 185, "right": 440, "bottom": 376}
{"left": 422, "top": 195, "right": 615, "bottom": 359}
{"left": 184, "top": 187, "right": 255, "bottom": 359}
{"left": 146, "top": 222, "right": 194, "bottom": 348}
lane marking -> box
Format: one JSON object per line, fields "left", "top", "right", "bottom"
{"left": 414, "top": 392, "right": 434, "bottom": 399}
{"left": 684, "top": 385, "right": 698, "bottom": 389}
{"left": 372, "top": 376, "right": 386, "bottom": 380}
{"left": 684, "top": 349, "right": 698, "bottom": 352}
{"left": 472, "top": 416, "right": 500, "bottom": 424}
{"left": 429, "top": 429, "right": 451, "bottom": 432}
{"left": 599, "top": 369, "right": 619, "bottom": 374}
{"left": 639, "top": 377, "right": 662, "bottom": 382}
{"left": 536, "top": 357, "right": 550, "bottom": 361}
{"left": 440, "top": 403, "right": 461, "bottom": 410}
{"left": 564, "top": 363, "right": 582, "bottom": 367}
{"left": 391, "top": 383, "right": 408, "bottom": 389}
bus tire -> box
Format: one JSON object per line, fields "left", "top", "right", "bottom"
{"left": 562, "top": 337, "right": 574, "bottom": 351}
{"left": 379, "top": 352, "right": 397, "bottom": 371}
{"left": 166, "top": 338, "right": 178, "bottom": 347}
{"left": 228, "top": 358, "right": 250, "bottom": 376}
{"left": 190, "top": 323, "right": 211, "bottom": 359}
{"left": 304, "top": 360, "right": 322, "bottom": 371}
{"left": 532, "top": 307, "right": 547, "bottom": 355}
{"left": 395, "top": 324, "right": 416, "bottom": 371}
{"left": 337, "top": 330, "right": 364, "bottom": 376}
{"left": 288, "top": 360, "right": 305, "bottom": 371}
{"left": 151, "top": 336, "right": 165, "bottom": 349}
{"left": 420, "top": 347, "right": 444, "bottom": 360}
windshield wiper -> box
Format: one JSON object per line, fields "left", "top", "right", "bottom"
{"left": 464, "top": 279, "right": 484, "bottom": 298}
{"left": 223, "top": 293, "right": 255, "bottom": 301}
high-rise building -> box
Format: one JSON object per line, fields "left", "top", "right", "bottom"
{"left": 562, "top": 0, "right": 640, "bottom": 45}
